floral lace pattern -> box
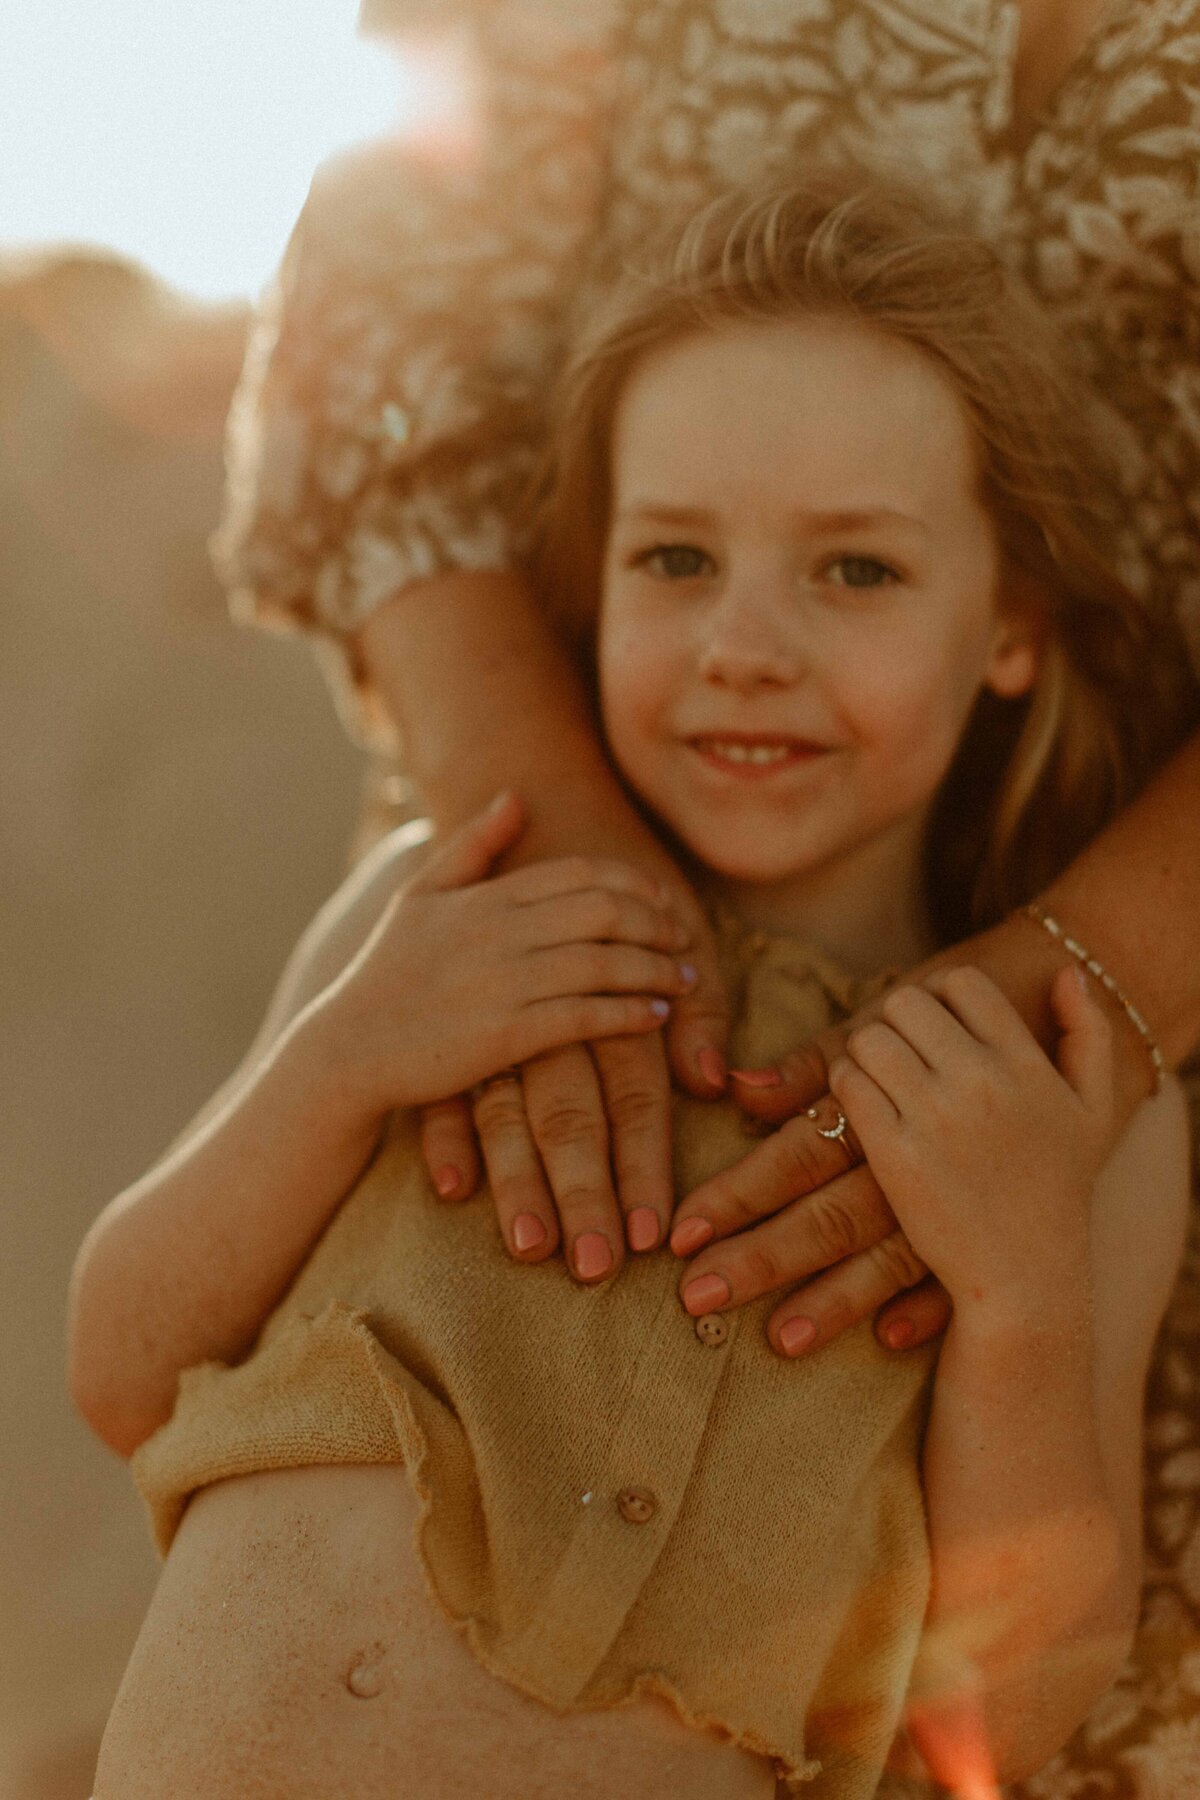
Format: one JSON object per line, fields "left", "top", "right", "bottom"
{"left": 215, "top": 0, "right": 1200, "bottom": 752}
{"left": 217, "top": 4, "right": 1200, "bottom": 1790}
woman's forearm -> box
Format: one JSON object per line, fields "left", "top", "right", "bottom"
{"left": 908, "top": 1308, "right": 1131, "bottom": 1785}
{"left": 1042, "top": 724, "right": 1200, "bottom": 1067}
{"left": 67, "top": 1013, "right": 383, "bottom": 1459}
{"left": 358, "top": 570, "right": 681, "bottom": 872}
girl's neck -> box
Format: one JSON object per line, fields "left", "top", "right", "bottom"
{"left": 698, "top": 810, "right": 940, "bottom": 978}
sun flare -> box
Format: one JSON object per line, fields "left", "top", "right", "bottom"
{"left": 0, "top": 2, "right": 481, "bottom": 301}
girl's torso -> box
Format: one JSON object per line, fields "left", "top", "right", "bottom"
{"left": 94, "top": 1463, "right": 778, "bottom": 1800}
{"left": 109, "top": 922, "right": 934, "bottom": 1799}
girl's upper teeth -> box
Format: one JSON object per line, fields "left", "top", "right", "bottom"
{"left": 701, "top": 739, "right": 793, "bottom": 763}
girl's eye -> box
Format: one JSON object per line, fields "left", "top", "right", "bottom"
{"left": 824, "top": 555, "right": 900, "bottom": 590}
{"left": 635, "top": 544, "right": 713, "bottom": 580}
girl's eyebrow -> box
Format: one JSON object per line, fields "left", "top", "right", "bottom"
{"left": 616, "top": 502, "right": 930, "bottom": 535}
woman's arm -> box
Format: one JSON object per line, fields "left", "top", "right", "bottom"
{"left": 214, "top": 13, "right": 618, "bottom": 754}
{"left": 221, "top": 95, "right": 734, "bottom": 1267}
{"left": 1041, "top": 721, "right": 1200, "bottom": 1070}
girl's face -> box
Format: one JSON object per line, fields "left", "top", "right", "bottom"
{"left": 598, "top": 316, "right": 1039, "bottom": 944}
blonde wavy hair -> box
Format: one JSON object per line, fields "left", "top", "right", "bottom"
{"left": 524, "top": 174, "right": 1193, "bottom": 941}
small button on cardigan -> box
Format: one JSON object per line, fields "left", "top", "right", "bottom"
{"left": 132, "top": 909, "right": 942, "bottom": 1798}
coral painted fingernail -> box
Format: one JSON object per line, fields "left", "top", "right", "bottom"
{"left": 780, "top": 1317, "right": 818, "bottom": 1355}
{"left": 682, "top": 1272, "right": 730, "bottom": 1314}
{"left": 627, "top": 1207, "right": 660, "bottom": 1252}
{"left": 884, "top": 1320, "right": 916, "bottom": 1349}
{"left": 729, "top": 1067, "right": 781, "bottom": 1089}
{"left": 574, "top": 1232, "right": 612, "bottom": 1279}
{"left": 697, "top": 1047, "right": 726, "bottom": 1089}
{"left": 434, "top": 1165, "right": 461, "bottom": 1197}
{"left": 512, "top": 1212, "right": 547, "bottom": 1252}
{"left": 670, "top": 1216, "right": 714, "bottom": 1256}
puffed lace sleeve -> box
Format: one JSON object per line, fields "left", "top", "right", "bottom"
{"left": 210, "top": 0, "right": 617, "bottom": 753}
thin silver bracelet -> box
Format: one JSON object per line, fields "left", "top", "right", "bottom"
{"left": 1021, "top": 903, "right": 1164, "bottom": 1093}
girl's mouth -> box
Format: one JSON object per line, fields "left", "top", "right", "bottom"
{"left": 687, "top": 735, "right": 829, "bottom": 776}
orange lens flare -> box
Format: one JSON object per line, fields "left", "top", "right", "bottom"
{"left": 906, "top": 1686, "right": 1003, "bottom": 1800}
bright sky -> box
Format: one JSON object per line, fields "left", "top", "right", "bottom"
{"left": 0, "top": 0, "right": 470, "bottom": 301}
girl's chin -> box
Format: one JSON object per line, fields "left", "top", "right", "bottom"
{"left": 678, "top": 843, "right": 817, "bottom": 888}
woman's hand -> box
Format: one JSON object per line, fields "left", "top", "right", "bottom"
{"left": 319, "top": 791, "right": 695, "bottom": 1118}
{"left": 668, "top": 909, "right": 1154, "bottom": 1357}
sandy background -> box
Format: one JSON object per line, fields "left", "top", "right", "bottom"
{"left": 0, "top": 250, "right": 367, "bottom": 1798}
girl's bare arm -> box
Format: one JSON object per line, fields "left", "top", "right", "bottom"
{"left": 67, "top": 826, "right": 437, "bottom": 1459}
{"left": 899, "top": 1079, "right": 1191, "bottom": 1785}
{"left": 68, "top": 802, "right": 688, "bottom": 1456}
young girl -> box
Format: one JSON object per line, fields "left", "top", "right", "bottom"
{"left": 71, "top": 176, "right": 1192, "bottom": 1799}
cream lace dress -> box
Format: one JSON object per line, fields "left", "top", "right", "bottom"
{"left": 211, "top": 2, "right": 1200, "bottom": 1792}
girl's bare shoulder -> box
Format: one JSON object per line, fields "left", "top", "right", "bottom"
{"left": 291, "top": 817, "right": 436, "bottom": 995}
{"left": 160, "top": 821, "right": 437, "bottom": 1157}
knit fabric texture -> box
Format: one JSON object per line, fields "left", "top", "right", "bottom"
{"left": 132, "top": 909, "right": 940, "bottom": 1798}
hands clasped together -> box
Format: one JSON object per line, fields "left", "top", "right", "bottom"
{"left": 315, "top": 790, "right": 1116, "bottom": 1361}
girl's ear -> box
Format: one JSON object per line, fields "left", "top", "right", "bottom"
{"left": 984, "top": 568, "right": 1048, "bottom": 700}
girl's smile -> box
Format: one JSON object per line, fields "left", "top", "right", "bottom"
{"left": 686, "top": 733, "right": 833, "bottom": 776}
{"left": 597, "top": 315, "right": 1040, "bottom": 966}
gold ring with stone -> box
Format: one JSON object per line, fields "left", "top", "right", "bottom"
{"left": 806, "top": 1104, "right": 848, "bottom": 1142}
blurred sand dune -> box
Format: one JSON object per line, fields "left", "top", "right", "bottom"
{"left": 0, "top": 247, "right": 364, "bottom": 1799}
{"left": 1, "top": 246, "right": 252, "bottom": 445}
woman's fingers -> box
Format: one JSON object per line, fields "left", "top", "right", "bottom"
{"left": 418, "top": 1094, "right": 483, "bottom": 1202}
{"left": 591, "top": 1031, "right": 674, "bottom": 1252}
{"left": 520, "top": 1044, "right": 628, "bottom": 1282}
{"left": 674, "top": 1159, "right": 897, "bottom": 1316}
{"left": 763, "top": 1232, "right": 934, "bottom": 1358}
{"left": 466, "top": 1037, "right": 668, "bottom": 1282}
{"left": 669, "top": 1101, "right": 860, "bottom": 1252}
{"left": 729, "top": 1022, "right": 848, "bottom": 1120}
{"left": 471, "top": 1071, "right": 564, "bottom": 1265}
{"left": 871, "top": 1272, "right": 954, "bottom": 1354}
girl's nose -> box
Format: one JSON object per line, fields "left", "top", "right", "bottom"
{"left": 695, "top": 589, "right": 806, "bottom": 691}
